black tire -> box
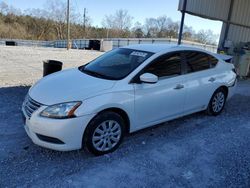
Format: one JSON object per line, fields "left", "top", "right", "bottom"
{"left": 206, "top": 87, "right": 227, "bottom": 116}
{"left": 83, "top": 111, "right": 125, "bottom": 156}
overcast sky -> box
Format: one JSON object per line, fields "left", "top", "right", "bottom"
{"left": 2, "top": 0, "right": 222, "bottom": 34}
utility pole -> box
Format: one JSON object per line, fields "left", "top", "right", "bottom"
{"left": 83, "top": 8, "right": 86, "bottom": 38}
{"left": 67, "top": 0, "right": 70, "bottom": 50}
{"left": 106, "top": 28, "right": 109, "bottom": 39}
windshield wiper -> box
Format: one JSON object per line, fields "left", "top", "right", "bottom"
{"left": 81, "top": 69, "right": 104, "bottom": 78}
{"left": 81, "top": 68, "right": 115, "bottom": 80}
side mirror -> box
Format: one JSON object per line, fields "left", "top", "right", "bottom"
{"left": 140, "top": 73, "right": 158, "bottom": 84}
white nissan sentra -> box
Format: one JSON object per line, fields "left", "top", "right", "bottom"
{"left": 22, "top": 44, "right": 237, "bottom": 155}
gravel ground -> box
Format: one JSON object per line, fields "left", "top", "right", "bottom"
{"left": 0, "top": 46, "right": 250, "bottom": 187}
{"left": 0, "top": 46, "right": 102, "bottom": 87}
{"left": 0, "top": 82, "right": 250, "bottom": 187}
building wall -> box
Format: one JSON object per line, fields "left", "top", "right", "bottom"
{"left": 178, "top": 0, "right": 230, "bottom": 21}
{"left": 231, "top": 0, "right": 250, "bottom": 27}
{"left": 179, "top": 0, "right": 250, "bottom": 47}
{"left": 227, "top": 25, "right": 250, "bottom": 44}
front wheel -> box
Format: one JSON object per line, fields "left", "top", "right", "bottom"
{"left": 84, "top": 111, "right": 125, "bottom": 156}
{"left": 207, "top": 88, "right": 227, "bottom": 116}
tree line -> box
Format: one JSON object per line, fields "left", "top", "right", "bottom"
{"left": 0, "top": 0, "right": 218, "bottom": 45}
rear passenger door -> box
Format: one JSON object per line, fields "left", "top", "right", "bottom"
{"left": 182, "top": 51, "right": 220, "bottom": 114}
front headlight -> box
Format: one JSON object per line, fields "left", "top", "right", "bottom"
{"left": 40, "top": 101, "right": 82, "bottom": 119}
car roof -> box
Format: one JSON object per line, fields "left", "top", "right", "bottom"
{"left": 122, "top": 44, "right": 208, "bottom": 54}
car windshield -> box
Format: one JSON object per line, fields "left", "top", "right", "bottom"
{"left": 80, "top": 48, "right": 154, "bottom": 80}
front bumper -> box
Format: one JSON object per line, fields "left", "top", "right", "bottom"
{"left": 22, "top": 106, "right": 95, "bottom": 151}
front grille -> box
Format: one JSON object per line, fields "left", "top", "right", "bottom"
{"left": 23, "top": 95, "right": 42, "bottom": 118}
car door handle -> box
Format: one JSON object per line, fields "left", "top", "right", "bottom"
{"left": 174, "top": 84, "right": 184, "bottom": 90}
{"left": 208, "top": 77, "right": 216, "bottom": 82}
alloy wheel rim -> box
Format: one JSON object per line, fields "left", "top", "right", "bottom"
{"left": 212, "top": 92, "right": 225, "bottom": 113}
{"left": 92, "top": 120, "right": 121, "bottom": 151}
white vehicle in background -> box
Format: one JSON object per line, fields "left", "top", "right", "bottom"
{"left": 22, "top": 44, "right": 237, "bottom": 155}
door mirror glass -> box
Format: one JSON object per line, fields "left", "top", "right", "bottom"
{"left": 140, "top": 73, "right": 158, "bottom": 84}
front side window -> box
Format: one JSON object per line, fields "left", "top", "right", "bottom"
{"left": 144, "top": 53, "right": 182, "bottom": 79}
{"left": 80, "top": 48, "right": 153, "bottom": 80}
{"left": 184, "top": 52, "right": 213, "bottom": 73}
{"left": 210, "top": 55, "right": 218, "bottom": 68}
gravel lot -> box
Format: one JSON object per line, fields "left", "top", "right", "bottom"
{"left": 0, "top": 46, "right": 102, "bottom": 87}
{"left": 0, "top": 46, "right": 250, "bottom": 187}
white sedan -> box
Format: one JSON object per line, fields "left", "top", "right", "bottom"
{"left": 22, "top": 44, "right": 237, "bottom": 155}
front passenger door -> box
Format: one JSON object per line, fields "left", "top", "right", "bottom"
{"left": 133, "top": 53, "right": 187, "bottom": 130}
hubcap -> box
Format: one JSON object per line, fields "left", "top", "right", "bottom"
{"left": 212, "top": 92, "right": 225, "bottom": 113}
{"left": 92, "top": 120, "right": 121, "bottom": 151}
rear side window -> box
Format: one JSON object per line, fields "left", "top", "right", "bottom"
{"left": 144, "top": 53, "right": 182, "bottom": 78}
{"left": 184, "top": 52, "right": 210, "bottom": 73}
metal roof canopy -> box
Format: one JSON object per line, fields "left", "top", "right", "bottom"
{"left": 178, "top": 0, "right": 250, "bottom": 48}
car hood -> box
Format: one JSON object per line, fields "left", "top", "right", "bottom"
{"left": 29, "top": 68, "right": 116, "bottom": 105}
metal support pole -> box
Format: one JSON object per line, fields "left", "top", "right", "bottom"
{"left": 178, "top": 0, "right": 187, "bottom": 45}
{"left": 222, "top": 0, "right": 234, "bottom": 48}
{"left": 67, "top": 0, "right": 70, "bottom": 50}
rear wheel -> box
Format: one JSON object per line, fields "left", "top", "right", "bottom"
{"left": 84, "top": 111, "right": 125, "bottom": 156}
{"left": 207, "top": 88, "right": 227, "bottom": 116}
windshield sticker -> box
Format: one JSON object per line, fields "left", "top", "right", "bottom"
{"left": 130, "top": 51, "right": 148, "bottom": 57}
